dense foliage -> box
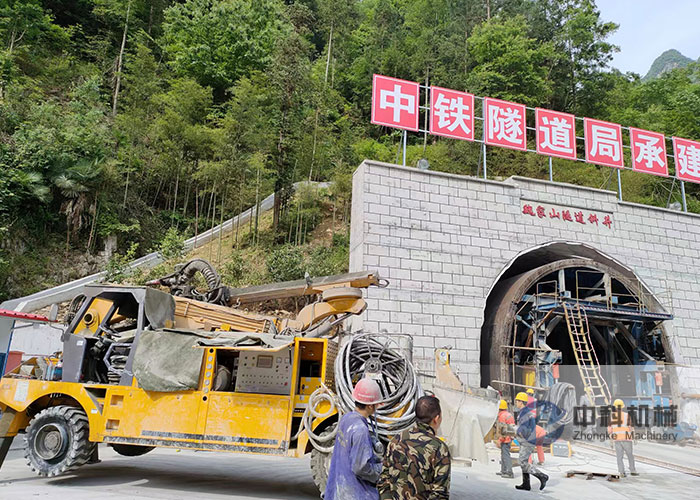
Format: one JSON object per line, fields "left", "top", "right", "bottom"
{"left": 0, "top": 0, "right": 698, "bottom": 299}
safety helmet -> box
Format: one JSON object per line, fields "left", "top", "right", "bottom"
{"left": 526, "top": 388, "right": 535, "bottom": 395}
{"left": 613, "top": 399, "right": 625, "bottom": 408}
{"left": 515, "top": 392, "right": 529, "bottom": 403}
{"left": 499, "top": 399, "right": 508, "bottom": 410}
{"left": 352, "top": 377, "right": 383, "bottom": 405}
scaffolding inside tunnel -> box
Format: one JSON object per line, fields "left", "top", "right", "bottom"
{"left": 503, "top": 266, "right": 674, "bottom": 408}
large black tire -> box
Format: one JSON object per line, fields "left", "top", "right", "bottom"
{"left": 24, "top": 406, "right": 96, "bottom": 477}
{"left": 109, "top": 443, "right": 155, "bottom": 457}
{"left": 310, "top": 423, "right": 337, "bottom": 495}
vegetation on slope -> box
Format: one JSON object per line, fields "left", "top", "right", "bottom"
{"left": 112, "top": 187, "right": 350, "bottom": 296}
{"left": 1, "top": 1, "right": 700, "bottom": 301}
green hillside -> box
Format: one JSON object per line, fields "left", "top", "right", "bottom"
{"left": 1, "top": 1, "right": 700, "bottom": 301}
{"left": 643, "top": 49, "right": 693, "bottom": 80}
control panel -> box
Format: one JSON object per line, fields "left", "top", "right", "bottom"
{"left": 235, "top": 346, "right": 293, "bottom": 395}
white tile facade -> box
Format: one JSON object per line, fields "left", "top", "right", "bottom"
{"left": 350, "top": 160, "right": 700, "bottom": 402}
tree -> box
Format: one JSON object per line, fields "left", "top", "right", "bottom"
{"left": 93, "top": 0, "right": 135, "bottom": 116}
{"left": 114, "top": 42, "right": 164, "bottom": 206}
{"left": 0, "top": 0, "right": 67, "bottom": 54}
{"left": 527, "top": 0, "right": 618, "bottom": 112}
{"left": 161, "top": 0, "right": 288, "bottom": 97}
{"left": 267, "top": 3, "right": 314, "bottom": 231}
{"left": 0, "top": 0, "right": 68, "bottom": 100}
{"left": 466, "top": 16, "right": 554, "bottom": 106}
{"left": 149, "top": 78, "right": 217, "bottom": 229}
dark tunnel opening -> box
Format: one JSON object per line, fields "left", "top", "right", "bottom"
{"left": 479, "top": 242, "right": 675, "bottom": 408}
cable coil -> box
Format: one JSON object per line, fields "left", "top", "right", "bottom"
{"left": 335, "top": 333, "right": 422, "bottom": 437}
{"left": 297, "top": 334, "right": 421, "bottom": 452}
{"left": 294, "top": 385, "right": 339, "bottom": 453}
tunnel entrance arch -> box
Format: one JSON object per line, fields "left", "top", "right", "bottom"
{"left": 480, "top": 242, "right": 676, "bottom": 403}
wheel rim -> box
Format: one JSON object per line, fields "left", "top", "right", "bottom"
{"left": 34, "top": 423, "right": 68, "bottom": 461}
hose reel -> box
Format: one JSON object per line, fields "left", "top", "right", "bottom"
{"left": 335, "top": 333, "right": 422, "bottom": 437}
{"left": 298, "top": 333, "right": 421, "bottom": 452}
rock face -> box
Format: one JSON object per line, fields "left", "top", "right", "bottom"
{"left": 643, "top": 49, "right": 693, "bottom": 80}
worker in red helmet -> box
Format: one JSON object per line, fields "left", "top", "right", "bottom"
{"left": 325, "top": 377, "right": 384, "bottom": 500}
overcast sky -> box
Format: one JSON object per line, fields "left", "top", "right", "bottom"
{"left": 596, "top": 0, "right": 700, "bottom": 75}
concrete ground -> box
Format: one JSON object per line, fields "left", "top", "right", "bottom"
{"left": 0, "top": 443, "right": 697, "bottom": 499}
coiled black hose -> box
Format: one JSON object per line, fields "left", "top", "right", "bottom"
{"left": 335, "top": 333, "right": 422, "bottom": 437}
{"left": 148, "top": 258, "right": 224, "bottom": 303}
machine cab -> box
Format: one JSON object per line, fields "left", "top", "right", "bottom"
{"left": 62, "top": 286, "right": 175, "bottom": 386}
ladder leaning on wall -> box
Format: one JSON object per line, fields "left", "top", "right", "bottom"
{"left": 563, "top": 303, "right": 611, "bottom": 407}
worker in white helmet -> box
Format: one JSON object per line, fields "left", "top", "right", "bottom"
{"left": 325, "top": 377, "right": 384, "bottom": 500}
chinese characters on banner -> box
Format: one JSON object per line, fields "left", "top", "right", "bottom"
{"left": 673, "top": 137, "right": 700, "bottom": 184}
{"left": 371, "top": 75, "right": 419, "bottom": 131}
{"left": 630, "top": 127, "right": 668, "bottom": 176}
{"left": 370, "top": 74, "right": 700, "bottom": 185}
{"left": 484, "top": 98, "right": 527, "bottom": 151}
{"left": 584, "top": 118, "right": 624, "bottom": 168}
{"left": 536, "top": 108, "right": 577, "bottom": 160}
{"left": 429, "top": 86, "right": 474, "bottom": 141}
{"left": 521, "top": 201, "right": 613, "bottom": 229}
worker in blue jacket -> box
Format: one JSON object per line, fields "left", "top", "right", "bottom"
{"left": 325, "top": 377, "right": 383, "bottom": 500}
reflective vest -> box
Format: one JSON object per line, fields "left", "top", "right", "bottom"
{"left": 608, "top": 411, "right": 632, "bottom": 441}
{"left": 498, "top": 410, "right": 515, "bottom": 443}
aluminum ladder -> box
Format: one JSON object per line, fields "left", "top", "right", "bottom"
{"left": 563, "top": 303, "right": 611, "bottom": 407}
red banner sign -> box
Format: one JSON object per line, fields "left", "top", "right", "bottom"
{"left": 673, "top": 137, "right": 700, "bottom": 184}
{"left": 369, "top": 74, "right": 700, "bottom": 186}
{"left": 536, "top": 108, "right": 577, "bottom": 161}
{"left": 584, "top": 118, "right": 624, "bottom": 168}
{"left": 630, "top": 127, "right": 668, "bottom": 177}
{"left": 371, "top": 74, "right": 419, "bottom": 131}
{"left": 484, "top": 98, "right": 526, "bottom": 151}
{"left": 430, "top": 86, "right": 474, "bottom": 141}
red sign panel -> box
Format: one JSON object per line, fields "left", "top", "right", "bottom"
{"left": 584, "top": 118, "right": 624, "bottom": 168}
{"left": 371, "top": 74, "right": 419, "bottom": 131}
{"left": 630, "top": 128, "right": 668, "bottom": 177}
{"left": 429, "top": 86, "right": 474, "bottom": 141}
{"left": 535, "top": 108, "right": 577, "bottom": 160}
{"left": 484, "top": 98, "right": 527, "bottom": 151}
{"left": 673, "top": 136, "right": 700, "bottom": 184}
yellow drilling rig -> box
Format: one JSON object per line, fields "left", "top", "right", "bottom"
{"left": 0, "top": 259, "right": 422, "bottom": 493}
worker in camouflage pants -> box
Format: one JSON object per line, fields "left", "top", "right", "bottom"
{"left": 378, "top": 396, "right": 451, "bottom": 499}
{"left": 514, "top": 392, "right": 549, "bottom": 491}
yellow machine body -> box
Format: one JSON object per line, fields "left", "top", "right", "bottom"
{"left": 0, "top": 335, "right": 337, "bottom": 458}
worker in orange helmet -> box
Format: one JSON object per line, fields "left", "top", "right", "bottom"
{"left": 325, "top": 377, "right": 384, "bottom": 500}
{"left": 607, "top": 399, "right": 638, "bottom": 477}
{"left": 495, "top": 399, "right": 515, "bottom": 479}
